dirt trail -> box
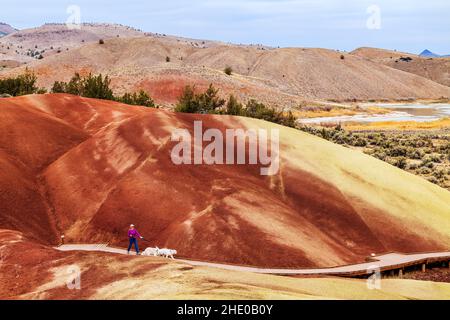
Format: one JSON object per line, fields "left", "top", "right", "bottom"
{"left": 56, "top": 244, "right": 450, "bottom": 276}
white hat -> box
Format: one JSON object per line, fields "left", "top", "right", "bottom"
{"left": 130, "top": 224, "right": 135, "bottom": 227}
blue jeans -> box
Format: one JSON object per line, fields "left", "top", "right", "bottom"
{"left": 128, "top": 237, "right": 139, "bottom": 254}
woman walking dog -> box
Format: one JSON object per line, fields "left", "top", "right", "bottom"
{"left": 127, "top": 224, "right": 143, "bottom": 255}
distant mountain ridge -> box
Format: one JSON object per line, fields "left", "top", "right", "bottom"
{"left": 420, "top": 49, "right": 450, "bottom": 58}
{"left": 0, "top": 22, "right": 17, "bottom": 36}
{"left": 352, "top": 47, "right": 450, "bottom": 87}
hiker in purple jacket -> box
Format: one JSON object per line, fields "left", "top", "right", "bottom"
{"left": 127, "top": 224, "right": 143, "bottom": 255}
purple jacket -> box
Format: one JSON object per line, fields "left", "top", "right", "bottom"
{"left": 128, "top": 229, "right": 141, "bottom": 239}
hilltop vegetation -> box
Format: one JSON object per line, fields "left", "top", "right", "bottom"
{"left": 51, "top": 72, "right": 155, "bottom": 107}
{"left": 1, "top": 71, "right": 294, "bottom": 127}
{"left": 0, "top": 69, "right": 46, "bottom": 96}
{"left": 300, "top": 125, "right": 450, "bottom": 190}
{"left": 175, "top": 84, "right": 296, "bottom": 127}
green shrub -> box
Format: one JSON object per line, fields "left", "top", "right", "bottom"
{"left": 389, "top": 146, "right": 407, "bottom": 157}
{"left": 175, "top": 84, "right": 296, "bottom": 127}
{"left": 51, "top": 73, "right": 113, "bottom": 99}
{"left": 433, "top": 170, "right": 445, "bottom": 180}
{"left": 225, "top": 95, "right": 244, "bottom": 116}
{"left": 278, "top": 110, "right": 296, "bottom": 128}
{"left": 243, "top": 99, "right": 296, "bottom": 127}
{"left": 175, "top": 85, "right": 199, "bottom": 113}
{"left": 373, "top": 151, "right": 387, "bottom": 161}
{"left": 427, "top": 177, "right": 438, "bottom": 184}
{"left": 117, "top": 90, "right": 155, "bottom": 107}
{"left": 354, "top": 138, "right": 367, "bottom": 147}
{"left": 0, "top": 69, "right": 44, "bottom": 96}
{"left": 430, "top": 154, "right": 442, "bottom": 163}
{"left": 131, "top": 90, "right": 155, "bottom": 108}
{"left": 51, "top": 72, "right": 155, "bottom": 107}
{"left": 420, "top": 167, "right": 431, "bottom": 174}
{"left": 51, "top": 81, "right": 66, "bottom": 94}
{"left": 408, "top": 163, "right": 418, "bottom": 170}
{"left": 82, "top": 74, "right": 114, "bottom": 100}
{"left": 224, "top": 66, "right": 233, "bottom": 76}
{"left": 394, "top": 157, "right": 407, "bottom": 169}
{"left": 175, "top": 84, "right": 225, "bottom": 114}
{"left": 198, "top": 84, "right": 226, "bottom": 113}
{"left": 52, "top": 73, "right": 83, "bottom": 95}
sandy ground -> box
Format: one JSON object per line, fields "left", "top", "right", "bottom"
{"left": 344, "top": 118, "right": 450, "bottom": 131}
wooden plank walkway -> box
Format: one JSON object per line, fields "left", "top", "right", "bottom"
{"left": 56, "top": 244, "right": 450, "bottom": 276}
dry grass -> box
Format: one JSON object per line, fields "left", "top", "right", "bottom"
{"left": 294, "top": 105, "right": 390, "bottom": 119}
{"left": 299, "top": 124, "right": 450, "bottom": 190}
{"left": 344, "top": 118, "right": 450, "bottom": 131}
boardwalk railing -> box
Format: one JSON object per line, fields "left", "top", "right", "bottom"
{"left": 55, "top": 244, "right": 450, "bottom": 277}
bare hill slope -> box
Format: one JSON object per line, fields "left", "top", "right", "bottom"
{"left": 0, "top": 94, "right": 449, "bottom": 268}
{"left": 0, "top": 23, "right": 16, "bottom": 36}
{"left": 352, "top": 47, "right": 450, "bottom": 87}
{"left": 3, "top": 37, "right": 450, "bottom": 107}
{"left": 0, "top": 23, "right": 144, "bottom": 64}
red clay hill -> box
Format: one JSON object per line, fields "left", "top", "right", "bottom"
{"left": 1, "top": 94, "right": 449, "bottom": 268}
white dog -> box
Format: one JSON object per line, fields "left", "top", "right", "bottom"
{"left": 142, "top": 247, "right": 160, "bottom": 257}
{"left": 158, "top": 248, "right": 177, "bottom": 259}
{"left": 141, "top": 247, "right": 177, "bottom": 259}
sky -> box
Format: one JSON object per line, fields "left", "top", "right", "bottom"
{"left": 1, "top": 0, "right": 449, "bottom": 54}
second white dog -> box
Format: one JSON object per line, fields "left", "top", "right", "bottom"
{"left": 141, "top": 247, "right": 177, "bottom": 259}
{"left": 158, "top": 248, "right": 177, "bottom": 259}
{"left": 142, "top": 247, "right": 160, "bottom": 257}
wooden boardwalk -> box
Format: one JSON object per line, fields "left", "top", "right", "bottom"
{"left": 56, "top": 244, "right": 450, "bottom": 277}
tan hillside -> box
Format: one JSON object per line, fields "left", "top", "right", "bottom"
{"left": 352, "top": 47, "right": 450, "bottom": 87}
{"left": 0, "top": 23, "right": 229, "bottom": 68}
{"left": 0, "top": 22, "right": 16, "bottom": 36}
{"left": 0, "top": 23, "right": 145, "bottom": 64}
{"left": 0, "top": 94, "right": 449, "bottom": 269}
{"left": 2, "top": 37, "right": 450, "bottom": 107}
